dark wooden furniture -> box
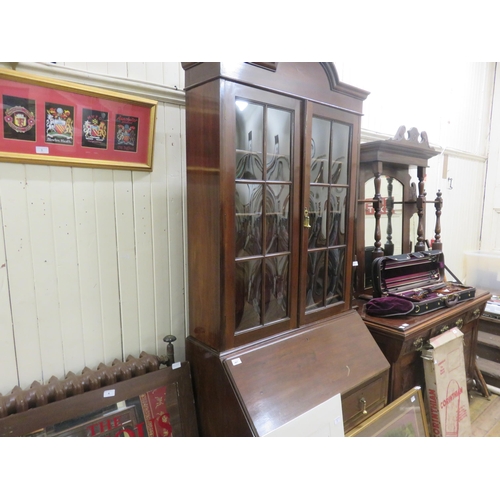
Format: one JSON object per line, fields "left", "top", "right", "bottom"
{"left": 355, "top": 126, "right": 440, "bottom": 299}
{"left": 477, "top": 314, "right": 500, "bottom": 388}
{"left": 359, "top": 289, "right": 491, "bottom": 402}
{"left": 182, "top": 62, "right": 390, "bottom": 436}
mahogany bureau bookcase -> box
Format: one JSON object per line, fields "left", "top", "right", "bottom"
{"left": 182, "top": 62, "right": 390, "bottom": 436}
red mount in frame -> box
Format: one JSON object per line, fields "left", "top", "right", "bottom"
{"left": 0, "top": 68, "right": 157, "bottom": 171}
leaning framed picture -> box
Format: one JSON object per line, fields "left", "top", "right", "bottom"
{"left": 0, "top": 68, "right": 156, "bottom": 171}
{"left": 346, "top": 386, "right": 430, "bottom": 437}
{"left": 0, "top": 360, "right": 198, "bottom": 437}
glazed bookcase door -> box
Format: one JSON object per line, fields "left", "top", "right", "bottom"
{"left": 299, "top": 102, "right": 359, "bottom": 325}
{"left": 226, "top": 83, "right": 302, "bottom": 347}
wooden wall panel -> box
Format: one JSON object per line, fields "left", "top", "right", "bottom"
{"left": 114, "top": 169, "right": 141, "bottom": 358}
{"left": 163, "top": 104, "right": 187, "bottom": 363}
{"left": 93, "top": 168, "right": 122, "bottom": 361}
{"left": 150, "top": 101, "right": 171, "bottom": 359}
{"left": 0, "top": 188, "right": 18, "bottom": 392}
{"left": 0, "top": 62, "right": 188, "bottom": 395}
{"left": 0, "top": 165, "right": 43, "bottom": 389}
{"left": 25, "top": 164, "right": 65, "bottom": 381}
{"left": 72, "top": 167, "right": 106, "bottom": 368}
{"left": 49, "top": 166, "right": 86, "bottom": 373}
{"left": 132, "top": 170, "right": 156, "bottom": 353}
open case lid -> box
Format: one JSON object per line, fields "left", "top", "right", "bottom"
{"left": 223, "top": 310, "right": 389, "bottom": 437}
{"left": 372, "top": 250, "right": 445, "bottom": 297}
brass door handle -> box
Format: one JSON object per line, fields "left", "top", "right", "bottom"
{"left": 303, "top": 208, "right": 311, "bottom": 228}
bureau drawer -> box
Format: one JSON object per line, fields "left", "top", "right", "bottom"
{"left": 342, "top": 372, "right": 388, "bottom": 433}
{"left": 430, "top": 313, "right": 469, "bottom": 337}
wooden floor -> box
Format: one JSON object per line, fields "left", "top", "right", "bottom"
{"left": 469, "top": 388, "right": 500, "bottom": 437}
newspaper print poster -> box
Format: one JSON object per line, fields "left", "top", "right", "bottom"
{"left": 2, "top": 94, "right": 36, "bottom": 141}
{"left": 45, "top": 103, "right": 74, "bottom": 145}
{"left": 82, "top": 108, "right": 108, "bottom": 149}
{"left": 114, "top": 114, "right": 139, "bottom": 153}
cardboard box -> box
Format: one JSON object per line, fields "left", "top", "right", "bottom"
{"left": 421, "top": 328, "right": 472, "bottom": 437}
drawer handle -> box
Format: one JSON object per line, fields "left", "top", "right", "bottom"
{"left": 360, "top": 397, "right": 368, "bottom": 415}
{"left": 440, "top": 325, "right": 450, "bottom": 334}
{"left": 455, "top": 318, "right": 464, "bottom": 329}
{"left": 473, "top": 308, "right": 481, "bottom": 319}
{"left": 413, "top": 337, "right": 424, "bottom": 351}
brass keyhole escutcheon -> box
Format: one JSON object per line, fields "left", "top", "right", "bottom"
{"left": 303, "top": 208, "right": 311, "bottom": 228}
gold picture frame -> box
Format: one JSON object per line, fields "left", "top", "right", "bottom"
{"left": 0, "top": 68, "right": 157, "bottom": 171}
{"left": 346, "top": 386, "right": 430, "bottom": 437}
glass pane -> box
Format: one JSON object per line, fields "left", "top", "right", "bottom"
{"left": 236, "top": 101, "right": 264, "bottom": 180}
{"left": 264, "top": 255, "right": 289, "bottom": 323}
{"left": 329, "top": 122, "right": 350, "bottom": 185}
{"left": 306, "top": 250, "right": 326, "bottom": 311}
{"left": 266, "top": 184, "right": 290, "bottom": 253}
{"left": 235, "top": 259, "right": 262, "bottom": 332}
{"left": 310, "top": 118, "right": 330, "bottom": 183}
{"left": 328, "top": 187, "right": 347, "bottom": 246}
{"left": 326, "top": 247, "right": 345, "bottom": 305}
{"left": 308, "top": 185, "right": 328, "bottom": 249}
{"left": 235, "top": 183, "right": 262, "bottom": 257}
{"left": 267, "top": 107, "right": 291, "bottom": 182}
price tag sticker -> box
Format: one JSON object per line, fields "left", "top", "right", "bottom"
{"left": 231, "top": 358, "right": 242, "bottom": 366}
{"left": 36, "top": 146, "right": 49, "bottom": 154}
{"left": 103, "top": 389, "right": 115, "bottom": 398}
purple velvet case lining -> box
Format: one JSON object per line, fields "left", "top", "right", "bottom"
{"left": 369, "top": 250, "right": 476, "bottom": 316}
{"left": 372, "top": 250, "right": 446, "bottom": 298}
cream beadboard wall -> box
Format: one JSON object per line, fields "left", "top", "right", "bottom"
{"left": 0, "top": 62, "right": 188, "bottom": 394}
{"left": 0, "top": 61, "right": 497, "bottom": 395}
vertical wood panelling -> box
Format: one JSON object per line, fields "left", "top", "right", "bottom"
{"left": 85, "top": 63, "right": 109, "bottom": 76}
{"left": 72, "top": 168, "right": 106, "bottom": 368}
{"left": 0, "top": 165, "right": 43, "bottom": 389}
{"left": 106, "top": 63, "right": 128, "bottom": 78}
{"left": 145, "top": 63, "right": 165, "bottom": 86}
{"left": 127, "top": 63, "right": 147, "bottom": 81}
{"left": 0, "top": 193, "right": 18, "bottom": 392}
{"left": 93, "top": 168, "right": 122, "bottom": 362}
{"left": 163, "top": 63, "right": 184, "bottom": 90}
{"left": 167, "top": 105, "right": 187, "bottom": 363}
{"left": 132, "top": 171, "right": 156, "bottom": 354}
{"left": 150, "top": 102, "right": 170, "bottom": 358}
{"left": 50, "top": 166, "right": 86, "bottom": 373}
{"left": 113, "top": 169, "right": 141, "bottom": 359}
{"left": 25, "top": 165, "right": 65, "bottom": 381}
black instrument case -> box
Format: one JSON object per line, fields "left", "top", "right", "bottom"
{"left": 371, "top": 250, "right": 475, "bottom": 315}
